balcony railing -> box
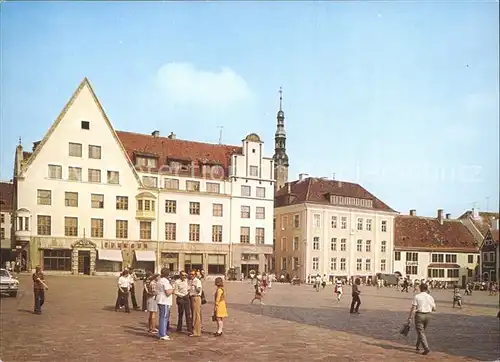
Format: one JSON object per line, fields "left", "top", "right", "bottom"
{"left": 135, "top": 210, "right": 156, "bottom": 220}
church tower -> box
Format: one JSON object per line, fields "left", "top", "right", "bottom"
{"left": 273, "top": 87, "right": 289, "bottom": 190}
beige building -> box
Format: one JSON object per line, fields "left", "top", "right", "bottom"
{"left": 274, "top": 175, "right": 398, "bottom": 282}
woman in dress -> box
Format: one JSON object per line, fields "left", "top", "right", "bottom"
{"left": 213, "top": 277, "right": 228, "bottom": 336}
{"left": 250, "top": 275, "right": 264, "bottom": 305}
{"left": 147, "top": 273, "right": 159, "bottom": 333}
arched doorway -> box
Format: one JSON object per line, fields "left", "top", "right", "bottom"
{"left": 482, "top": 272, "right": 489, "bottom": 282}
{"left": 71, "top": 239, "right": 97, "bottom": 275}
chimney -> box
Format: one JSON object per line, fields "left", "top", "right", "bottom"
{"left": 472, "top": 208, "right": 480, "bottom": 219}
{"left": 409, "top": 209, "right": 416, "bottom": 216}
{"left": 491, "top": 218, "right": 499, "bottom": 230}
{"left": 445, "top": 213, "right": 451, "bottom": 219}
{"left": 151, "top": 130, "right": 160, "bottom": 138}
{"left": 167, "top": 132, "right": 176, "bottom": 140}
{"left": 32, "top": 141, "right": 40, "bottom": 152}
{"left": 437, "top": 209, "right": 444, "bottom": 225}
{"left": 287, "top": 182, "right": 291, "bottom": 194}
{"left": 298, "top": 173, "right": 309, "bottom": 181}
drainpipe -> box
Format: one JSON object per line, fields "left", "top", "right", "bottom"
{"left": 228, "top": 181, "right": 233, "bottom": 269}
{"left": 156, "top": 186, "right": 161, "bottom": 273}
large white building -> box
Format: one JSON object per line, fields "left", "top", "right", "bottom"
{"left": 12, "top": 78, "right": 274, "bottom": 275}
{"left": 273, "top": 175, "right": 398, "bottom": 282}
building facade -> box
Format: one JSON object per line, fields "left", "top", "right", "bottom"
{"left": 274, "top": 175, "right": 398, "bottom": 282}
{"left": 0, "top": 181, "right": 14, "bottom": 262}
{"left": 393, "top": 209, "right": 481, "bottom": 286}
{"left": 12, "top": 78, "right": 274, "bottom": 275}
{"left": 479, "top": 224, "right": 499, "bottom": 282}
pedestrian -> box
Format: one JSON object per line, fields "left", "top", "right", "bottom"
{"left": 115, "top": 269, "right": 130, "bottom": 313}
{"left": 189, "top": 270, "right": 203, "bottom": 337}
{"left": 349, "top": 277, "right": 361, "bottom": 314}
{"left": 213, "top": 277, "right": 227, "bottom": 336}
{"left": 250, "top": 275, "right": 264, "bottom": 305}
{"left": 32, "top": 266, "right": 48, "bottom": 314}
{"left": 127, "top": 268, "right": 140, "bottom": 310}
{"left": 157, "top": 268, "right": 173, "bottom": 341}
{"left": 146, "top": 273, "right": 159, "bottom": 333}
{"left": 407, "top": 283, "right": 436, "bottom": 355}
{"left": 335, "top": 278, "right": 343, "bottom": 301}
{"left": 173, "top": 271, "right": 192, "bottom": 333}
{"left": 142, "top": 270, "right": 152, "bottom": 312}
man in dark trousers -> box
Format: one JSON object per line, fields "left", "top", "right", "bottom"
{"left": 402, "top": 278, "right": 410, "bottom": 293}
{"left": 350, "top": 277, "right": 361, "bottom": 314}
{"left": 33, "top": 266, "right": 48, "bottom": 314}
{"left": 173, "top": 271, "right": 192, "bottom": 333}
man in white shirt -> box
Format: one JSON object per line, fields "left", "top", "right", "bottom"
{"left": 127, "top": 268, "right": 139, "bottom": 310}
{"left": 173, "top": 271, "right": 192, "bottom": 333}
{"left": 157, "top": 268, "right": 174, "bottom": 340}
{"left": 189, "top": 271, "right": 203, "bottom": 337}
{"left": 407, "top": 283, "right": 436, "bottom": 355}
{"left": 115, "top": 269, "right": 131, "bottom": 313}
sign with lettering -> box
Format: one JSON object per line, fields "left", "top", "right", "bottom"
{"left": 405, "top": 261, "right": 418, "bottom": 266}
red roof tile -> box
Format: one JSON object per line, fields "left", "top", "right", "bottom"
{"left": 274, "top": 177, "right": 395, "bottom": 212}
{"left": 0, "top": 181, "right": 14, "bottom": 211}
{"left": 115, "top": 131, "right": 243, "bottom": 179}
{"left": 458, "top": 211, "right": 499, "bottom": 237}
{"left": 394, "top": 215, "right": 479, "bottom": 252}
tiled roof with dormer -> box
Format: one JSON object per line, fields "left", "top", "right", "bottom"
{"left": 458, "top": 211, "right": 500, "bottom": 237}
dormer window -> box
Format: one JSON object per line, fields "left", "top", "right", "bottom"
{"left": 136, "top": 156, "right": 157, "bottom": 168}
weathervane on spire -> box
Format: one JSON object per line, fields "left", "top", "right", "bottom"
{"left": 279, "top": 86, "right": 283, "bottom": 111}
{"left": 18, "top": 137, "right": 22, "bottom": 145}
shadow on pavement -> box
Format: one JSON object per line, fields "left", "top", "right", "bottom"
{"left": 228, "top": 302, "right": 500, "bottom": 361}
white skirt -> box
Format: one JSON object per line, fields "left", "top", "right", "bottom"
{"left": 147, "top": 296, "right": 158, "bottom": 312}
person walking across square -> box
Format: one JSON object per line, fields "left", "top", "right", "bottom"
{"left": 350, "top": 278, "right": 361, "bottom": 314}
{"left": 407, "top": 283, "right": 436, "bottom": 355}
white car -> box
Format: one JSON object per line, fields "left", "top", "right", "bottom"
{"left": 0, "top": 268, "right": 19, "bottom": 297}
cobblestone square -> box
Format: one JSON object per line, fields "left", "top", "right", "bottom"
{"left": 1, "top": 275, "right": 499, "bottom": 362}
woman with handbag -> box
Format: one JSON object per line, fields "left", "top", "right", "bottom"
{"left": 213, "top": 277, "right": 228, "bottom": 336}
{"left": 147, "top": 273, "right": 159, "bottom": 333}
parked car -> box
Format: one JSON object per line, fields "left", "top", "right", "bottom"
{"left": 0, "top": 268, "right": 19, "bottom": 297}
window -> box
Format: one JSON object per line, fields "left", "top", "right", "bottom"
{"left": 256, "top": 207, "right": 265, "bottom": 220}
{"left": 68, "top": 167, "right": 82, "bottom": 181}
{"left": 406, "top": 265, "right": 418, "bottom": 275}
{"left": 293, "top": 257, "right": 299, "bottom": 270}
{"left": 188, "top": 224, "right": 200, "bottom": 241}
{"left": 330, "top": 257, "right": 337, "bottom": 271}
{"left": 293, "top": 237, "right": 299, "bottom": 250}
{"left": 313, "top": 237, "right": 320, "bottom": 250}
{"left": 365, "top": 240, "right": 371, "bottom": 252}
{"left": 140, "top": 221, "right": 152, "bottom": 240}
{"left": 445, "top": 254, "right": 457, "bottom": 263}
{"left": 206, "top": 182, "right": 220, "bottom": 193}
{"left": 138, "top": 198, "right": 154, "bottom": 211}
{"left": 116, "top": 220, "right": 128, "bottom": 239}
{"left": 184, "top": 180, "right": 199, "bottom": 191}
{"left": 293, "top": 214, "right": 300, "bottom": 228}
{"left": 143, "top": 176, "right": 157, "bottom": 188}
{"left": 81, "top": 120, "right": 90, "bottom": 130}
{"left": 69, "top": 142, "right": 82, "bottom": 157}
{"left": 341, "top": 216, "right": 347, "bottom": 229}
{"left": 406, "top": 252, "right": 418, "bottom": 262}
{"left": 312, "top": 257, "right": 319, "bottom": 270}
{"left": 357, "top": 218, "right": 363, "bottom": 230}
{"left": 136, "top": 156, "right": 157, "bottom": 168}
{"left": 483, "top": 252, "right": 489, "bottom": 262}
{"left": 212, "top": 225, "right": 223, "bottom": 242}
{"left": 431, "top": 254, "right": 444, "bottom": 263}
{"left": 331, "top": 216, "right": 337, "bottom": 228}
{"left": 249, "top": 165, "right": 259, "bottom": 177}
{"left": 468, "top": 269, "right": 473, "bottom": 277}
{"left": 0, "top": 228, "right": 3, "bottom": 239}
{"left": 240, "top": 206, "right": 250, "bottom": 218}
{"left": 65, "top": 192, "right": 78, "bottom": 207}
{"left": 330, "top": 238, "right": 337, "bottom": 251}
{"left": 189, "top": 202, "right": 200, "bottom": 215}
{"left": 17, "top": 216, "right": 29, "bottom": 231}
{"left": 241, "top": 185, "right": 251, "bottom": 197}
{"left": 0, "top": 214, "right": 4, "bottom": 223}
{"left": 91, "top": 218, "right": 104, "bottom": 238}
{"left": 164, "top": 200, "right": 177, "bottom": 213}
{"left": 447, "top": 269, "right": 459, "bottom": 278}
{"left": 107, "top": 171, "right": 119, "bottom": 184}
{"left": 48, "top": 165, "right": 62, "bottom": 179}
{"left": 164, "top": 178, "right": 179, "bottom": 190}
{"left": 381, "top": 259, "right": 386, "bottom": 272}
{"left": 213, "top": 203, "right": 223, "bottom": 217}
{"left": 256, "top": 187, "right": 266, "bottom": 198}
{"left": 88, "top": 169, "right": 101, "bottom": 183}
{"left": 165, "top": 223, "right": 176, "bottom": 240}
{"left": 281, "top": 215, "right": 288, "bottom": 229}
{"left": 281, "top": 237, "right": 286, "bottom": 251}
{"left": 88, "top": 145, "right": 101, "bottom": 159}
{"left": 340, "top": 258, "right": 346, "bottom": 271}
{"left": 381, "top": 240, "right": 387, "bottom": 253}
{"left": 313, "top": 214, "right": 321, "bottom": 228}
{"left": 356, "top": 239, "right": 363, "bottom": 252}
{"left": 91, "top": 194, "right": 104, "bottom": 208}
{"left": 395, "top": 251, "right": 401, "bottom": 261}
{"left": 281, "top": 257, "right": 287, "bottom": 271}
{"left": 116, "top": 196, "right": 128, "bottom": 210}
{"left": 43, "top": 249, "right": 71, "bottom": 271}
{"left": 365, "top": 259, "right": 371, "bottom": 271}
{"left": 489, "top": 251, "right": 495, "bottom": 261}
{"left": 37, "top": 215, "right": 51, "bottom": 235}
{"left": 273, "top": 218, "right": 276, "bottom": 230}
{"left": 37, "top": 189, "right": 51, "bottom": 205}
{"left": 356, "top": 258, "right": 362, "bottom": 271}
{"left": 381, "top": 220, "right": 387, "bottom": 232}
{"left": 366, "top": 219, "right": 372, "bottom": 231}
{"left": 340, "top": 238, "right": 347, "bottom": 251}
{"left": 64, "top": 217, "right": 78, "bottom": 237}
{"left": 468, "top": 255, "right": 474, "bottom": 263}
{"left": 255, "top": 227, "right": 265, "bottom": 244}
{"left": 240, "top": 227, "right": 250, "bottom": 243}
{"left": 428, "top": 269, "right": 445, "bottom": 278}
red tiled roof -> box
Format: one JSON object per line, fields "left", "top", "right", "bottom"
{"left": 428, "top": 263, "right": 460, "bottom": 269}
{"left": 115, "top": 131, "right": 243, "bottom": 178}
{"left": 394, "top": 215, "right": 478, "bottom": 252}
{"left": 274, "top": 177, "right": 395, "bottom": 212}
{"left": 23, "top": 152, "right": 32, "bottom": 160}
{"left": 492, "top": 230, "right": 499, "bottom": 244}
{"left": 458, "top": 210, "right": 499, "bottom": 237}
{"left": 0, "top": 182, "right": 14, "bottom": 211}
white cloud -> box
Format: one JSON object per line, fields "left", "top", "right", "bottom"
{"left": 155, "top": 62, "right": 252, "bottom": 109}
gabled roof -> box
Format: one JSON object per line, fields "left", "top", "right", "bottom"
{"left": 458, "top": 210, "right": 499, "bottom": 237}
{"left": 394, "top": 215, "right": 479, "bottom": 252}
{"left": 480, "top": 229, "right": 500, "bottom": 249}
{"left": 20, "top": 78, "right": 141, "bottom": 184}
{"left": 274, "top": 177, "right": 395, "bottom": 212}
{"left": 0, "top": 182, "right": 14, "bottom": 211}
{"left": 116, "top": 131, "right": 242, "bottom": 178}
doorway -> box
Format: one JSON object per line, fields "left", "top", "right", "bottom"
{"left": 241, "top": 264, "right": 259, "bottom": 278}
{"left": 78, "top": 250, "right": 91, "bottom": 275}
{"left": 461, "top": 275, "right": 466, "bottom": 288}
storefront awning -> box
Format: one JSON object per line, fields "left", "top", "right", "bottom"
{"left": 135, "top": 250, "right": 156, "bottom": 262}
{"left": 98, "top": 249, "right": 123, "bottom": 262}
{"left": 428, "top": 263, "right": 460, "bottom": 269}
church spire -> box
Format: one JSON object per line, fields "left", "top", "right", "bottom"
{"left": 273, "top": 86, "right": 289, "bottom": 190}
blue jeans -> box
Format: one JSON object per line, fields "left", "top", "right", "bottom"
{"left": 158, "top": 304, "right": 171, "bottom": 337}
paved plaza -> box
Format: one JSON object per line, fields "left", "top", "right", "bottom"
{"left": 1, "top": 275, "right": 499, "bottom": 362}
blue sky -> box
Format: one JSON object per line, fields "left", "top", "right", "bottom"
{"left": 1, "top": 1, "right": 498, "bottom": 217}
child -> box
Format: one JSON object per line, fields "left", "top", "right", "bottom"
{"left": 213, "top": 277, "right": 228, "bottom": 336}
